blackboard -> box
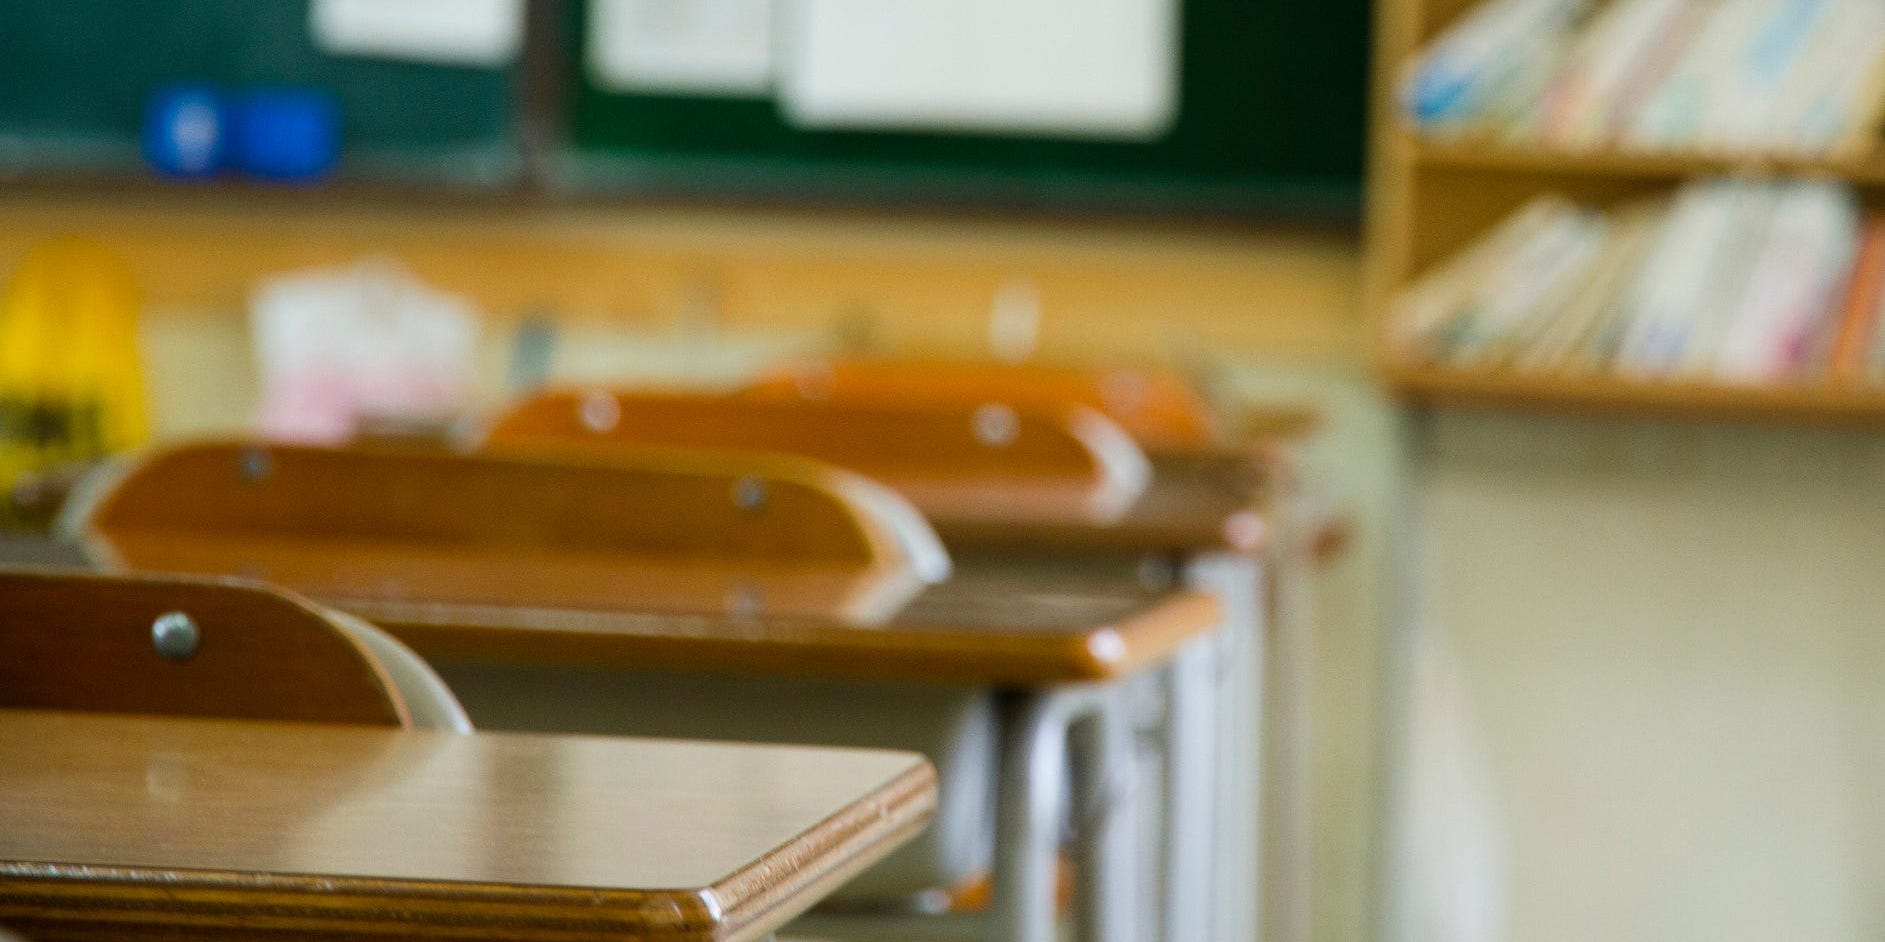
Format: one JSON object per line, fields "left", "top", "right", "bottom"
{"left": 0, "top": 0, "right": 519, "bottom": 184}
{"left": 565, "top": 0, "right": 1371, "bottom": 218}
{"left": 0, "top": 0, "right": 1369, "bottom": 216}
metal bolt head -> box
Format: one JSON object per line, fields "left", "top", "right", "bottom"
{"left": 238, "top": 448, "right": 272, "bottom": 482}
{"left": 151, "top": 612, "right": 199, "bottom": 662}
{"left": 579, "top": 391, "right": 620, "bottom": 433}
{"left": 725, "top": 582, "right": 763, "bottom": 620}
{"left": 732, "top": 476, "right": 767, "bottom": 513}
{"left": 971, "top": 402, "right": 1019, "bottom": 447}
{"left": 1136, "top": 553, "right": 1179, "bottom": 592}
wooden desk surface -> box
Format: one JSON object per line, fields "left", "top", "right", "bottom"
{"left": 350, "top": 565, "right": 1220, "bottom": 686}
{"left": 0, "top": 710, "right": 934, "bottom": 942}
{"left": 929, "top": 446, "right": 1275, "bottom": 555}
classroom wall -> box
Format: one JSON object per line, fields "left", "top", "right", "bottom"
{"left": 1413, "top": 411, "right": 1885, "bottom": 942}
{"left": 1225, "top": 363, "right": 1402, "bottom": 942}
{"left": 1, "top": 191, "right": 1363, "bottom": 399}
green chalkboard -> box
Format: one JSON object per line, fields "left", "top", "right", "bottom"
{"left": 0, "top": 0, "right": 518, "bottom": 184}
{"left": 566, "top": 0, "right": 1371, "bottom": 218}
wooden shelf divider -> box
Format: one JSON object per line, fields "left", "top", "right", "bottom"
{"left": 1388, "top": 364, "right": 1885, "bottom": 427}
{"left": 1412, "top": 138, "right": 1885, "bottom": 186}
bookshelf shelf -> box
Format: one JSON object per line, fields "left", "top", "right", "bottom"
{"left": 1411, "top": 139, "right": 1885, "bottom": 187}
{"left": 1387, "top": 363, "right": 1885, "bottom": 427}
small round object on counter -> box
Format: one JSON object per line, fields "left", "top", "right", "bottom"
{"left": 228, "top": 86, "right": 340, "bottom": 182}
{"left": 142, "top": 83, "right": 227, "bottom": 179}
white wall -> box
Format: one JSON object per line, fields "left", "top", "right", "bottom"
{"left": 1413, "top": 410, "right": 1885, "bottom": 942}
{"left": 1224, "top": 363, "right": 1402, "bottom": 942}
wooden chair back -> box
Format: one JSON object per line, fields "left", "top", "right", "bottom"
{"left": 76, "top": 440, "right": 944, "bottom": 624}
{"left": 0, "top": 568, "right": 413, "bottom": 726}
{"left": 745, "top": 359, "right": 1226, "bottom": 448}
{"left": 484, "top": 391, "right": 1151, "bottom": 526}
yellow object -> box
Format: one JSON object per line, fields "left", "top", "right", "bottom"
{"left": 0, "top": 238, "right": 149, "bottom": 504}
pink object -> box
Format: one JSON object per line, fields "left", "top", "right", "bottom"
{"left": 250, "top": 261, "right": 479, "bottom": 443}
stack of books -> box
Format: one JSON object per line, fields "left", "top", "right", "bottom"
{"left": 1403, "top": 0, "right": 1885, "bottom": 157}
{"left": 1393, "top": 178, "right": 1885, "bottom": 385}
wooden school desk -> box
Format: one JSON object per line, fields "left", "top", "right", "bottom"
{"left": 732, "top": 362, "right": 1323, "bottom": 942}
{"left": 484, "top": 392, "right": 1235, "bottom": 941}
{"left": 0, "top": 709, "right": 934, "bottom": 942}
{"left": 487, "top": 386, "right": 1309, "bottom": 942}
{"left": 71, "top": 441, "right": 1221, "bottom": 942}
{"left": 485, "top": 391, "right": 1156, "bottom": 529}
{"left": 913, "top": 429, "right": 1325, "bottom": 942}
{"left": 949, "top": 442, "right": 1306, "bottom": 942}
{"left": 891, "top": 437, "right": 1288, "bottom": 942}
{"left": 739, "top": 358, "right": 1228, "bottom": 451}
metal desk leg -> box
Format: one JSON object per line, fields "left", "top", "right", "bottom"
{"left": 1071, "top": 687, "right": 1138, "bottom": 942}
{"left": 993, "top": 684, "right": 1140, "bottom": 942}
{"left": 1161, "top": 636, "right": 1219, "bottom": 942}
{"left": 1188, "top": 552, "right": 1266, "bottom": 942}
{"left": 993, "top": 690, "right": 1074, "bottom": 942}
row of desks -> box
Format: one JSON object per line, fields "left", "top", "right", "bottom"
{"left": 1, "top": 377, "right": 1316, "bottom": 942}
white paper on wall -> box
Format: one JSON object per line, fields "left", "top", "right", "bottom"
{"left": 777, "top": 0, "right": 1180, "bottom": 139}
{"left": 250, "top": 260, "right": 480, "bottom": 444}
{"left": 310, "top": 0, "right": 525, "bottom": 68}
{"left": 587, "top": 0, "right": 776, "bottom": 96}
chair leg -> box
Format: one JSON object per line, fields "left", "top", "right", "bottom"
{"left": 993, "top": 690, "right": 1074, "bottom": 942}
{"left": 1161, "top": 636, "right": 1220, "bottom": 942}
{"left": 1071, "top": 687, "right": 1139, "bottom": 942}
{"left": 1190, "top": 552, "right": 1267, "bottom": 942}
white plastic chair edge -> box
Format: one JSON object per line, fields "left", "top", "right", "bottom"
{"left": 325, "top": 609, "right": 474, "bottom": 733}
{"left": 1066, "top": 405, "right": 1153, "bottom": 522}
{"left": 825, "top": 468, "right": 954, "bottom": 624}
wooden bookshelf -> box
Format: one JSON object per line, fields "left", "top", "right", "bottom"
{"left": 1412, "top": 141, "right": 1885, "bottom": 187}
{"left": 1390, "top": 364, "right": 1885, "bottom": 427}
{"left": 1366, "top": 0, "right": 1885, "bottom": 425}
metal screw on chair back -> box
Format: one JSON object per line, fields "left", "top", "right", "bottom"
{"left": 151, "top": 611, "right": 200, "bottom": 662}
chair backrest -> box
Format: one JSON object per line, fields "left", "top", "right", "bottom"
{"left": 484, "top": 391, "right": 1152, "bottom": 526}
{"left": 75, "top": 440, "right": 946, "bottom": 625}
{"left": 0, "top": 568, "right": 423, "bottom": 727}
{"left": 745, "top": 359, "right": 1225, "bottom": 448}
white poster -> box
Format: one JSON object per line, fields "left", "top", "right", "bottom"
{"left": 310, "top": 0, "right": 524, "bottom": 67}
{"left": 587, "top": 0, "right": 775, "bottom": 96}
{"left": 778, "top": 0, "right": 1179, "bottom": 139}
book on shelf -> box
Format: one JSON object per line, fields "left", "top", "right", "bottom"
{"left": 1391, "top": 196, "right": 1566, "bottom": 358}
{"left": 1390, "top": 177, "right": 1881, "bottom": 388}
{"left": 1610, "top": 178, "right": 1756, "bottom": 376}
{"left": 1516, "top": 202, "right": 1666, "bottom": 370}
{"left": 1404, "top": 0, "right": 1885, "bottom": 158}
{"left": 1831, "top": 219, "right": 1885, "bottom": 379}
{"left": 1710, "top": 180, "right": 1857, "bottom": 381}
{"left": 1400, "top": 0, "right": 1588, "bottom": 131}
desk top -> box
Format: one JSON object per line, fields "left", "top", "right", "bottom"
{"left": 929, "top": 446, "right": 1275, "bottom": 555}
{"left": 351, "top": 565, "right": 1220, "bottom": 686}
{"left": 0, "top": 710, "right": 934, "bottom": 942}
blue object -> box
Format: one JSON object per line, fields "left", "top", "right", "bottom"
{"left": 143, "top": 84, "right": 227, "bottom": 179}
{"left": 229, "top": 87, "right": 339, "bottom": 182}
